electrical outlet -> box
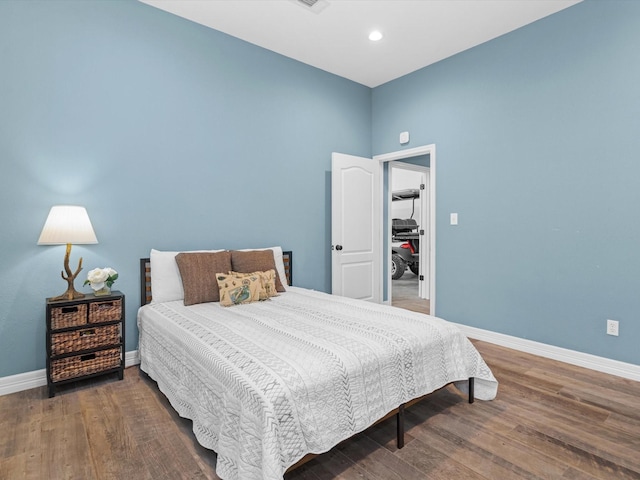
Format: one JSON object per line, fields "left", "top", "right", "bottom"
{"left": 606, "top": 319, "right": 619, "bottom": 336}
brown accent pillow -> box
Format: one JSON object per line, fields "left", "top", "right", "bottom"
{"left": 216, "top": 272, "right": 263, "bottom": 307}
{"left": 175, "top": 251, "right": 232, "bottom": 305}
{"left": 230, "top": 250, "right": 285, "bottom": 292}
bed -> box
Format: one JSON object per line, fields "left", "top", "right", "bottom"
{"left": 137, "top": 248, "right": 498, "bottom": 480}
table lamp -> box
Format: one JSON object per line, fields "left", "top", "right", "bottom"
{"left": 38, "top": 205, "right": 98, "bottom": 301}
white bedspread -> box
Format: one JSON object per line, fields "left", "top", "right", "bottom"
{"left": 137, "top": 287, "right": 497, "bottom": 480}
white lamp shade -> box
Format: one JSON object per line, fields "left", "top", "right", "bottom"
{"left": 37, "top": 205, "right": 98, "bottom": 245}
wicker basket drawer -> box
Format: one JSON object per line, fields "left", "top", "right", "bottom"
{"left": 89, "top": 299, "right": 122, "bottom": 324}
{"left": 51, "top": 324, "right": 120, "bottom": 356}
{"left": 51, "top": 304, "right": 88, "bottom": 329}
{"left": 50, "top": 348, "right": 121, "bottom": 382}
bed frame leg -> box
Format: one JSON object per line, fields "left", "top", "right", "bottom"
{"left": 396, "top": 404, "right": 405, "bottom": 449}
{"left": 468, "top": 377, "right": 475, "bottom": 404}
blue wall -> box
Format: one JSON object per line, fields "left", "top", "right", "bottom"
{"left": 0, "top": 0, "right": 371, "bottom": 377}
{"left": 2, "top": 0, "right": 638, "bottom": 380}
{"left": 373, "top": 0, "right": 640, "bottom": 365}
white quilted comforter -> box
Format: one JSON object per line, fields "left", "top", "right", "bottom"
{"left": 137, "top": 287, "right": 497, "bottom": 480}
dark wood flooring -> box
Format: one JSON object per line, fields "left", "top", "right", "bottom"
{"left": 1, "top": 341, "right": 639, "bottom": 479}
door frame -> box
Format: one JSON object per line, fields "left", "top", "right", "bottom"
{"left": 374, "top": 144, "right": 436, "bottom": 314}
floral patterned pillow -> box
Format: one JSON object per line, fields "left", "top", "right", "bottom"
{"left": 230, "top": 269, "right": 278, "bottom": 300}
{"left": 216, "top": 272, "right": 263, "bottom": 307}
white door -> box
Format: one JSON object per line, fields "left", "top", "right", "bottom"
{"left": 331, "top": 152, "right": 381, "bottom": 302}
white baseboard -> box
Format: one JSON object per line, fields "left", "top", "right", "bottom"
{"left": 125, "top": 349, "right": 140, "bottom": 368}
{"left": 0, "top": 350, "right": 140, "bottom": 397}
{"left": 0, "top": 368, "right": 47, "bottom": 397}
{"left": 2, "top": 330, "right": 639, "bottom": 397}
{"left": 454, "top": 323, "right": 640, "bottom": 382}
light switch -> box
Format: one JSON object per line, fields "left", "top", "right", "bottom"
{"left": 450, "top": 213, "right": 458, "bottom": 225}
{"left": 399, "top": 131, "right": 410, "bottom": 144}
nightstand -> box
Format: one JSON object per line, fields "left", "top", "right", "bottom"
{"left": 46, "top": 291, "right": 125, "bottom": 397}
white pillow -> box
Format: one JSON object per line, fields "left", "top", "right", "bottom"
{"left": 150, "top": 249, "right": 224, "bottom": 303}
{"left": 239, "top": 246, "right": 288, "bottom": 289}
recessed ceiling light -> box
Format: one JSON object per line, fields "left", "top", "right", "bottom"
{"left": 369, "top": 30, "right": 383, "bottom": 42}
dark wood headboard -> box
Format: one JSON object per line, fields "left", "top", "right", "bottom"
{"left": 140, "top": 251, "right": 293, "bottom": 307}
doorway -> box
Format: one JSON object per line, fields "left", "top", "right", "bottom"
{"left": 374, "top": 144, "right": 436, "bottom": 315}
{"left": 390, "top": 163, "right": 429, "bottom": 312}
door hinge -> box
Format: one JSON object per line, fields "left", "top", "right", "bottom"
{"left": 419, "top": 275, "right": 424, "bottom": 281}
{"left": 420, "top": 183, "right": 425, "bottom": 190}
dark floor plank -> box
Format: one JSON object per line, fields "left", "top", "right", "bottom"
{"left": 40, "top": 392, "right": 96, "bottom": 480}
{"left": 79, "top": 385, "right": 152, "bottom": 480}
{"left": 393, "top": 436, "right": 489, "bottom": 480}
{"left": 335, "top": 433, "right": 426, "bottom": 480}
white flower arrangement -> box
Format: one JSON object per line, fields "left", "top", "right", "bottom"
{"left": 84, "top": 267, "right": 118, "bottom": 291}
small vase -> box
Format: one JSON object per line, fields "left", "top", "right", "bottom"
{"left": 93, "top": 285, "right": 111, "bottom": 296}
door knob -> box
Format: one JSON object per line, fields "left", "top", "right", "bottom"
{"left": 335, "top": 245, "right": 343, "bottom": 251}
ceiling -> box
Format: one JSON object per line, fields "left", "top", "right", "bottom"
{"left": 139, "top": 0, "right": 582, "bottom": 88}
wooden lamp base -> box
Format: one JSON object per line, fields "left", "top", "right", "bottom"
{"left": 50, "top": 243, "right": 85, "bottom": 302}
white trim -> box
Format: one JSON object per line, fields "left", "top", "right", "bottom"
{"left": 0, "top": 350, "right": 141, "bottom": 396}
{"left": 374, "top": 144, "right": 436, "bottom": 314}
{"left": 454, "top": 323, "right": 640, "bottom": 382}
{"left": 3, "top": 331, "right": 639, "bottom": 399}
{"left": 125, "top": 349, "right": 140, "bottom": 367}
{"left": 375, "top": 145, "right": 433, "bottom": 163}
{"left": 0, "top": 369, "right": 47, "bottom": 396}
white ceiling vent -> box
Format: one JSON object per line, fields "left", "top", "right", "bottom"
{"left": 291, "top": 0, "right": 329, "bottom": 14}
